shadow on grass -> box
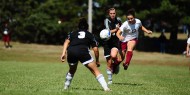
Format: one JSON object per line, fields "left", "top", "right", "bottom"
{"left": 71, "top": 87, "right": 102, "bottom": 91}
{"left": 113, "top": 82, "right": 143, "bottom": 86}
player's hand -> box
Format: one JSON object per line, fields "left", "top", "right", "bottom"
{"left": 116, "top": 24, "right": 120, "bottom": 28}
{"left": 61, "top": 54, "right": 66, "bottom": 62}
{"left": 116, "top": 24, "right": 120, "bottom": 30}
{"left": 147, "top": 30, "right": 153, "bottom": 34}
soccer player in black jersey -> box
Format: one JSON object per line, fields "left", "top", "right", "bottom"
{"left": 61, "top": 18, "right": 110, "bottom": 91}
{"left": 103, "top": 8, "right": 123, "bottom": 84}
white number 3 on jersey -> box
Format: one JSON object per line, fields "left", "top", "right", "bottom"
{"left": 78, "top": 31, "right": 86, "bottom": 39}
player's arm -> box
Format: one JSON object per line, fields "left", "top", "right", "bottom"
{"left": 110, "top": 24, "right": 120, "bottom": 34}
{"left": 141, "top": 25, "right": 152, "bottom": 34}
{"left": 186, "top": 43, "right": 190, "bottom": 57}
{"left": 90, "top": 34, "right": 100, "bottom": 67}
{"left": 116, "top": 29, "right": 124, "bottom": 41}
{"left": 104, "top": 19, "right": 119, "bottom": 34}
{"left": 61, "top": 39, "right": 70, "bottom": 62}
{"left": 92, "top": 46, "right": 100, "bottom": 67}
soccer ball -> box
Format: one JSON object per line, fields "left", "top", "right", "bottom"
{"left": 3, "top": 31, "right": 8, "bottom": 35}
{"left": 100, "top": 29, "right": 111, "bottom": 41}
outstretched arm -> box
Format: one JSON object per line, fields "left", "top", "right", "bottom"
{"left": 61, "top": 39, "right": 70, "bottom": 62}
{"left": 141, "top": 26, "right": 152, "bottom": 34}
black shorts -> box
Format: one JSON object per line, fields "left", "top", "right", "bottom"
{"left": 102, "top": 40, "right": 121, "bottom": 58}
{"left": 67, "top": 46, "right": 93, "bottom": 65}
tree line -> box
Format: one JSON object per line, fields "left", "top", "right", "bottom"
{"left": 0, "top": 0, "right": 189, "bottom": 48}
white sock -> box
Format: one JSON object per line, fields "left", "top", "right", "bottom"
{"left": 64, "top": 72, "right": 73, "bottom": 88}
{"left": 106, "top": 69, "right": 112, "bottom": 82}
{"left": 96, "top": 74, "right": 109, "bottom": 90}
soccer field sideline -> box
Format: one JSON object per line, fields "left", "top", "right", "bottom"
{"left": 0, "top": 41, "right": 189, "bottom": 66}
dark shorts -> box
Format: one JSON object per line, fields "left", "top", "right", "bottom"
{"left": 102, "top": 40, "right": 121, "bottom": 58}
{"left": 67, "top": 46, "right": 93, "bottom": 65}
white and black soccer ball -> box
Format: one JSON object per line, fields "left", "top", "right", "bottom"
{"left": 99, "top": 29, "right": 111, "bottom": 41}
{"left": 3, "top": 30, "right": 8, "bottom": 35}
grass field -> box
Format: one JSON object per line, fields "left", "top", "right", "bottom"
{"left": 0, "top": 41, "right": 190, "bottom": 95}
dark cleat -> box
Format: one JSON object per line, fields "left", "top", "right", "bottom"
{"left": 123, "top": 63, "right": 128, "bottom": 70}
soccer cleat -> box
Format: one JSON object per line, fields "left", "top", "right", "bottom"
{"left": 108, "top": 81, "right": 112, "bottom": 85}
{"left": 104, "top": 88, "right": 112, "bottom": 91}
{"left": 123, "top": 63, "right": 129, "bottom": 70}
{"left": 64, "top": 86, "right": 69, "bottom": 90}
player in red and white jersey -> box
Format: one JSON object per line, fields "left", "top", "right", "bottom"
{"left": 116, "top": 8, "right": 152, "bottom": 70}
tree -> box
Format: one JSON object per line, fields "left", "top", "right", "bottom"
{"left": 1, "top": 0, "right": 190, "bottom": 49}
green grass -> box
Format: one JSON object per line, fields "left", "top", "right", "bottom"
{"left": 0, "top": 41, "right": 190, "bottom": 95}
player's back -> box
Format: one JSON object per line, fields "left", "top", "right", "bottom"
{"left": 68, "top": 30, "right": 98, "bottom": 49}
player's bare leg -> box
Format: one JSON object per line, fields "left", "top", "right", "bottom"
{"left": 111, "top": 48, "right": 122, "bottom": 74}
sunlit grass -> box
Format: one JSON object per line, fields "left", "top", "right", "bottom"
{"left": 0, "top": 41, "right": 190, "bottom": 95}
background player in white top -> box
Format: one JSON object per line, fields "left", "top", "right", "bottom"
{"left": 61, "top": 18, "right": 110, "bottom": 91}
{"left": 186, "top": 35, "right": 190, "bottom": 57}
{"left": 116, "top": 8, "right": 152, "bottom": 70}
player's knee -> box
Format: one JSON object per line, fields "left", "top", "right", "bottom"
{"left": 110, "top": 52, "right": 117, "bottom": 58}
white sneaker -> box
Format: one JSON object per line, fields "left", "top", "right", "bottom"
{"left": 64, "top": 86, "right": 69, "bottom": 90}
{"left": 108, "top": 81, "right": 112, "bottom": 85}
{"left": 104, "top": 88, "right": 111, "bottom": 91}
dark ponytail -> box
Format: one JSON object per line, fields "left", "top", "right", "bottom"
{"left": 127, "top": 8, "right": 135, "bottom": 17}
{"left": 78, "top": 17, "right": 88, "bottom": 30}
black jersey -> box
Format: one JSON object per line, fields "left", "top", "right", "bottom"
{"left": 103, "top": 17, "right": 122, "bottom": 57}
{"left": 104, "top": 17, "right": 122, "bottom": 45}
{"left": 66, "top": 29, "right": 98, "bottom": 64}
{"left": 104, "top": 17, "right": 122, "bottom": 31}
{"left": 67, "top": 29, "right": 98, "bottom": 49}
